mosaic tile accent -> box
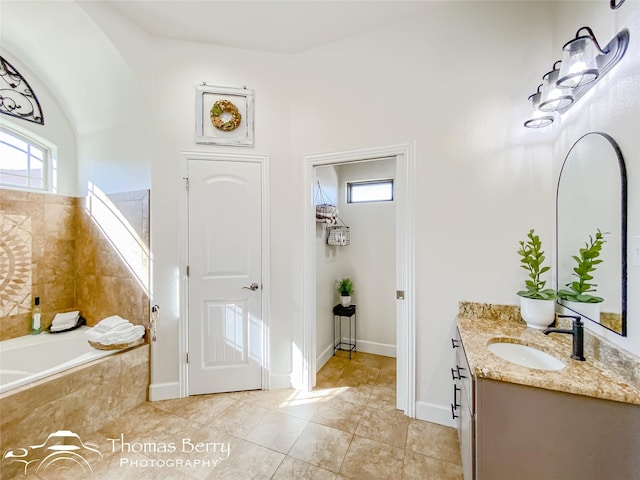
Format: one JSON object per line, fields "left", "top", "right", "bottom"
{"left": 0, "top": 212, "right": 32, "bottom": 317}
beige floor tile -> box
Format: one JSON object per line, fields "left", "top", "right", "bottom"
{"left": 320, "top": 355, "right": 350, "bottom": 373}
{"left": 355, "top": 407, "right": 409, "bottom": 449}
{"left": 402, "top": 450, "right": 463, "bottom": 480}
{"left": 329, "top": 384, "right": 373, "bottom": 406}
{"left": 375, "top": 368, "right": 396, "bottom": 386}
{"left": 246, "top": 410, "right": 308, "bottom": 454}
{"left": 168, "top": 425, "right": 241, "bottom": 480}
{"left": 311, "top": 397, "right": 365, "bottom": 433}
{"left": 154, "top": 393, "right": 236, "bottom": 425}
{"left": 338, "top": 363, "right": 380, "bottom": 386}
{"left": 367, "top": 385, "right": 397, "bottom": 411}
{"left": 406, "top": 420, "right": 461, "bottom": 465}
{"left": 379, "top": 356, "right": 397, "bottom": 371}
{"left": 98, "top": 403, "right": 180, "bottom": 439}
{"left": 271, "top": 456, "right": 337, "bottom": 480}
{"left": 209, "top": 401, "right": 270, "bottom": 438}
{"left": 204, "top": 439, "right": 284, "bottom": 479}
{"left": 339, "top": 435, "right": 404, "bottom": 480}
{"left": 240, "top": 388, "right": 298, "bottom": 409}
{"left": 349, "top": 352, "right": 384, "bottom": 369}
{"left": 60, "top": 352, "right": 462, "bottom": 479}
{"left": 288, "top": 422, "right": 353, "bottom": 473}
{"left": 275, "top": 398, "right": 322, "bottom": 420}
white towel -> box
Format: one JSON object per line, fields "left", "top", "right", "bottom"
{"left": 84, "top": 315, "right": 131, "bottom": 342}
{"left": 97, "top": 325, "right": 145, "bottom": 345}
{"left": 52, "top": 311, "right": 80, "bottom": 325}
{"left": 92, "top": 315, "right": 129, "bottom": 333}
{"left": 50, "top": 311, "right": 80, "bottom": 331}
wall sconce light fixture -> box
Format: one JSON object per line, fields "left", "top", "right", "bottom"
{"left": 524, "top": 27, "right": 629, "bottom": 128}
{"left": 539, "top": 61, "right": 574, "bottom": 112}
{"left": 524, "top": 85, "right": 554, "bottom": 128}
{"left": 610, "top": 0, "right": 625, "bottom": 9}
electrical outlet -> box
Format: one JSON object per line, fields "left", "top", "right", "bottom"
{"left": 632, "top": 236, "right": 640, "bottom": 267}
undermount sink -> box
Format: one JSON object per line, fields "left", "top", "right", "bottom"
{"left": 487, "top": 340, "right": 566, "bottom": 371}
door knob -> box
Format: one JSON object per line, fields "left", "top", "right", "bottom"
{"left": 243, "top": 283, "right": 260, "bottom": 291}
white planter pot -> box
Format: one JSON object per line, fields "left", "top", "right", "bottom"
{"left": 560, "top": 299, "right": 601, "bottom": 323}
{"left": 520, "top": 296, "right": 555, "bottom": 330}
{"left": 341, "top": 296, "right": 351, "bottom": 307}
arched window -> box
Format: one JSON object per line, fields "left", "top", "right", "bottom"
{"left": 0, "top": 124, "right": 54, "bottom": 192}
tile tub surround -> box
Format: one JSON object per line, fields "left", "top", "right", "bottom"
{"left": 457, "top": 301, "right": 640, "bottom": 405}
{"left": 0, "top": 188, "right": 150, "bottom": 340}
{"left": 0, "top": 344, "right": 148, "bottom": 479}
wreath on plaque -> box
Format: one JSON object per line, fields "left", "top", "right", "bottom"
{"left": 210, "top": 99, "right": 242, "bottom": 131}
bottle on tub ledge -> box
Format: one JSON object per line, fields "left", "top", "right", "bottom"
{"left": 31, "top": 296, "right": 41, "bottom": 335}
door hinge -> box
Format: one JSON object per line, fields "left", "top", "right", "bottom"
{"left": 186, "top": 266, "right": 189, "bottom": 277}
{"left": 396, "top": 290, "right": 405, "bottom": 300}
{"left": 183, "top": 177, "right": 189, "bottom": 191}
{"left": 186, "top": 352, "right": 189, "bottom": 364}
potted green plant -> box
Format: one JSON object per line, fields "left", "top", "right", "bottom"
{"left": 517, "top": 229, "right": 556, "bottom": 329}
{"left": 557, "top": 229, "right": 607, "bottom": 321}
{"left": 336, "top": 278, "right": 354, "bottom": 307}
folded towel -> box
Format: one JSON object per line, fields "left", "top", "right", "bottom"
{"left": 52, "top": 311, "right": 80, "bottom": 326}
{"left": 96, "top": 325, "right": 145, "bottom": 345}
{"left": 50, "top": 311, "right": 81, "bottom": 332}
{"left": 92, "top": 315, "right": 129, "bottom": 333}
{"left": 86, "top": 328, "right": 106, "bottom": 343}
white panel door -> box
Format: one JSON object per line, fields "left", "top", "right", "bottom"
{"left": 188, "top": 159, "right": 263, "bottom": 395}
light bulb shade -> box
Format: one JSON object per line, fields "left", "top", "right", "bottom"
{"left": 557, "top": 36, "right": 600, "bottom": 88}
{"left": 524, "top": 91, "right": 553, "bottom": 128}
{"left": 539, "top": 67, "right": 574, "bottom": 112}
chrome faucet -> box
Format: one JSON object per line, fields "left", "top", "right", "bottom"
{"left": 543, "top": 314, "right": 585, "bottom": 361}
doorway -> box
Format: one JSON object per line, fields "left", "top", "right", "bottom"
{"left": 302, "top": 143, "right": 416, "bottom": 416}
{"left": 180, "top": 151, "right": 270, "bottom": 396}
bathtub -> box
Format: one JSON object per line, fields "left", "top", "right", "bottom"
{"left": 0, "top": 327, "right": 122, "bottom": 394}
{"left": 0, "top": 327, "right": 149, "bottom": 478}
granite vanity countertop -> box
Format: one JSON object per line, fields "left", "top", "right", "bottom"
{"left": 457, "top": 304, "right": 640, "bottom": 406}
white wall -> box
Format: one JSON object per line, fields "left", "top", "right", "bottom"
{"left": 149, "top": 38, "right": 295, "bottom": 395}
{"left": 336, "top": 160, "right": 396, "bottom": 356}
{"left": 550, "top": 1, "right": 640, "bottom": 355}
{"left": 0, "top": 1, "right": 151, "bottom": 196}
{"left": 315, "top": 165, "right": 341, "bottom": 366}
{"left": 291, "top": 2, "right": 554, "bottom": 423}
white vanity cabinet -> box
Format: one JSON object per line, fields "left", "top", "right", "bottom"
{"left": 451, "top": 328, "right": 474, "bottom": 480}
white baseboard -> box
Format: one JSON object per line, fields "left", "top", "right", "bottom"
{"left": 316, "top": 343, "right": 334, "bottom": 371}
{"left": 416, "top": 400, "right": 456, "bottom": 428}
{"left": 318, "top": 340, "right": 396, "bottom": 370}
{"left": 149, "top": 382, "right": 180, "bottom": 401}
{"left": 269, "top": 373, "right": 293, "bottom": 390}
{"left": 349, "top": 339, "right": 396, "bottom": 358}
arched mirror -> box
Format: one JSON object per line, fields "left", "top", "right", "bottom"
{"left": 556, "top": 132, "right": 627, "bottom": 335}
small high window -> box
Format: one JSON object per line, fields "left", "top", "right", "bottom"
{"left": 0, "top": 125, "right": 52, "bottom": 191}
{"left": 346, "top": 179, "right": 394, "bottom": 203}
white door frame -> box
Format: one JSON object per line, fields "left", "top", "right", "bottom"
{"left": 302, "top": 143, "right": 416, "bottom": 417}
{"left": 178, "top": 150, "right": 270, "bottom": 397}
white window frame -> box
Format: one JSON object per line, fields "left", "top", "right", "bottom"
{"left": 346, "top": 177, "right": 394, "bottom": 204}
{"left": 0, "top": 122, "right": 55, "bottom": 192}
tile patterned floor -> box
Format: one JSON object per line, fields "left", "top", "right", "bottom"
{"left": 54, "top": 352, "right": 463, "bottom": 479}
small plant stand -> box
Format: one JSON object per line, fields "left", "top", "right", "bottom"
{"left": 333, "top": 304, "right": 356, "bottom": 359}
